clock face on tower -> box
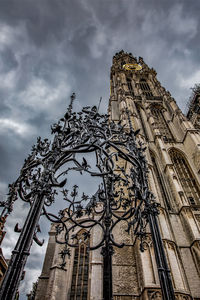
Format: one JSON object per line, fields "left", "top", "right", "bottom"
{"left": 123, "top": 63, "right": 142, "bottom": 71}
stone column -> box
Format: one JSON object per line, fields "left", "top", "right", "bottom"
{"left": 140, "top": 104, "right": 154, "bottom": 140}
{"left": 89, "top": 219, "right": 103, "bottom": 300}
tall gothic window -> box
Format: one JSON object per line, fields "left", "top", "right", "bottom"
{"left": 139, "top": 79, "right": 153, "bottom": 98}
{"left": 151, "top": 106, "right": 174, "bottom": 143}
{"left": 126, "top": 77, "right": 134, "bottom": 96}
{"left": 70, "top": 231, "right": 89, "bottom": 300}
{"left": 169, "top": 149, "right": 200, "bottom": 206}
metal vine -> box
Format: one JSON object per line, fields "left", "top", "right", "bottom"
{"left": 0, "top": 93, "right": 175, "bottom": 300}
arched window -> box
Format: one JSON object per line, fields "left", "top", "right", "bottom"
{"left": 139, "top": 79, "right": 153, "bottom": 98}
{"left": 126, "top": 77, "right": 134, "bottom": 96}
{"left": 70, "top": 231, "right": 89, "bottom": 300}
{"left": 151, "top": 105, "right": 174, "bottom": 143}
{"left": 169, "top": 149, "right": 200, "bottom": 206}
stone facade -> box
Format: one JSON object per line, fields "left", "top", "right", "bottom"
{"left": 34, "top": 51, "right": 200, "bottom": 299}
{"left": 187, "top": 86, "right": 200, "bottom": 130}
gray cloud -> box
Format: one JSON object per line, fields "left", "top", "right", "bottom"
{"left": 0, "top": 0, "right": 200, "bottom": 298}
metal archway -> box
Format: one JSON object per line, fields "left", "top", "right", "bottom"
{"left": 0, "top": 94, "right": 175, "bottom": 300}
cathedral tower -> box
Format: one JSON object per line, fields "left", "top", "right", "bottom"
{"left": 187, "top": 85, "right": 200, "bottom": 130}
{"left": 34, "top": 51, "right": 200, "bottom": 300}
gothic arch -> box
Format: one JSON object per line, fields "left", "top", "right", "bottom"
{"left": 140, "top": 235, "right": 158, "bottom": 285}
{"left": 191, "top": 242, "right": 200, "bottom": 277}
{"left": 167, "top": 147, "right": 186, "bottom": 160}
{"left": 168, "top": 148, "right": 200, "bottom": 206}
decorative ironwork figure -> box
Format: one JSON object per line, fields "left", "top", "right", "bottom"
{"left": 0, "top": 94, "right": 175, "bottom": 300}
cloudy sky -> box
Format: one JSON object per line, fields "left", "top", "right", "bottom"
{"left": 0, "top": 0, "right": 200, "bottom": 298}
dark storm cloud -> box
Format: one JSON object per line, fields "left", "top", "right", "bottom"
{"left": 0, "top": 0, "right": 200, "bottom": 298}
{"left": 1, "top": 47, "right": 18, "bottom": 72}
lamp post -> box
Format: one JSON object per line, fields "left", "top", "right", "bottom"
{"left": 0, "top": 94, "right": 175, "bottom": 300}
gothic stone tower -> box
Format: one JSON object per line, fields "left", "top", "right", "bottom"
{"left": 187, "top": 86, "right": 200, "bottom": 130}
{"left": 35, "top": 51, "right": 200, "bottom": 300}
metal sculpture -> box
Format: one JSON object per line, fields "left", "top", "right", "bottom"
{"left": 0, "top": 94, "right": 175, "bottom": 300}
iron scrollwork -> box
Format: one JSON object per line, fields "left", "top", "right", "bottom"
{"left": 0, "top": 93, "right": 174, "bottom": 300}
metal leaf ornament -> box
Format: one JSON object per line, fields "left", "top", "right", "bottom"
{"left": 0, "top": 93, "right": 159, "bottom": 300}
{"left": 1, "top": 93, "right": 157, "bottom": 251}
